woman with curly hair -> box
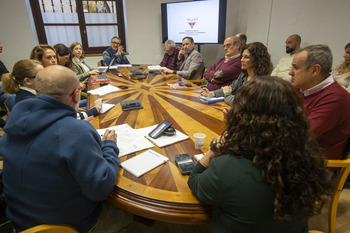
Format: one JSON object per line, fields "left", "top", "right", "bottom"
{"left": 200, "top": 42, "right": 272, "bottom": 106}
{"left": 188, "top": 76, "right": 333, "bottom": 233}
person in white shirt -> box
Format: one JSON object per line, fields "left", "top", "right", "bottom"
{"left": 271, "top": 34, "right": 301, "bottom": 82}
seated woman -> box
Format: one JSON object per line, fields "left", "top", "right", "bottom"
{"left": 200, "top": 42, "right": 272, "bottom": 106}
{"left": 331, "top": 42, "right": 350, "bottom": 93}
{"left": 29, "top": 44, "right": 57, "bottom": 67}
{"left": 2, "top": 59, "right": 43, "bottom": 104}
{"left": 188, "top": 76, "right": 333, "bottom": 233}
{"left": 70, "top": 42, "right": 99, "bottom": 81}
{"left": 54, "top": 43, "right": 73, "bottom": 69}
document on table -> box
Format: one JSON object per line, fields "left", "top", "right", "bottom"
{"left": 87, "top": 84, "right": 120, "bottom": 95}
{"left": 147, "top": 65, "right": 166, "bottom": 70}
{"left": 121, "top": 149, "right": 169, "bottom": 178}
{"left": 96, "top": 124, "right": 154, "bottom": 157}
{"left": 100, "top": 103, "right": 115, "bottom": 113}
{"left": 135, "top": 125, "right": 189, "bottom": 147}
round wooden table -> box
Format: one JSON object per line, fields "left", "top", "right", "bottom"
{"left": 89, "top": 66, "right": 227, "bottom": 224}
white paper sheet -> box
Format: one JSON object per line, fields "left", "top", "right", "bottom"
{"left": 87, "top": 84, "right": 120, "bottom": 96}
{"left": 96, "top": 124, "right": 154, "bottom": 157}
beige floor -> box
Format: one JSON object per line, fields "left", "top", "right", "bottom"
{"left": 1, "top": 114, "right": 349, "bottom": 232}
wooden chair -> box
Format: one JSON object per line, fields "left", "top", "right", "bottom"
{"left": 20, "top": 224, "right": 79, "bottom": 233}
{"left": 189, "top": 68, "right": 207, "bottom": 87}
{"left": 309, "top": 154, "right": 350, "bottom": 233}
{"left": 97, "top": 60, "right": 104, "bottom": 67}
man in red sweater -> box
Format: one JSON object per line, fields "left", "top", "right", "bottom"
{"left": 289, "top": 44, "right": 350, "bottom": 160}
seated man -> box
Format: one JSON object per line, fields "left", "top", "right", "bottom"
{"left": 160, "top": 40, "right": 182, "bottom": 70}
{"left": 271, "top": 34, "right": 301, "bottom": 82}
{"left": 103, "top": 36, "right": 130, "bottom": 66}
{"left": 0, "top": 65, "right": 132, "bottom": 232}
{"left": 235, "top": 33, "right": 247, "bottom": 53}
{"left": 289, "top": 44, "right": 350, "bottom": 160}
{"left": 164, "top": 36, "right": 204, "bottom": 80}
{"left": 204, "top": 36, "right": 242, "bottom": 91}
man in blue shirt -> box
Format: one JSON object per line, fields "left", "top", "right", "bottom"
{"left": 103, "top": 36, "right": 130, "bottom": 66}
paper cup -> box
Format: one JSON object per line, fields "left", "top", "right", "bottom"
{"left": 194, "top": 133, "right": 206, "bottom": 150}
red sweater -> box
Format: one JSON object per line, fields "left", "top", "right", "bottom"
{"left": 303, "top": 82, "right": 350, "bottom": 160}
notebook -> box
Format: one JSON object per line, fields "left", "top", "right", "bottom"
{"left": 121, "top": 149, "right": 169, "bottom": 178}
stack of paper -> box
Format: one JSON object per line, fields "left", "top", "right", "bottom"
{"left": 121, "top": 149, "right": 169, "bottom": 178}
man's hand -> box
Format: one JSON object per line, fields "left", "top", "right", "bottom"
{"left": 116, "top": 45, "right": 124, "bottom": 56}
{"left": 178, "top": 46, "right": 185, "bottom": 59}
{"left": 214, "top": 70, "right": 224, "bottom": 78}
{"left": 102, "top": 129, "right": 117, "bottom": 143}
{"left": 84, "top": 115, "right": 95, "bottom": 122}
{"left": 200, "top": 87, "right": 215, "bottom": 97}
{"left": 163, "top": 68, "right": 175, "bottom": 74}
{"left": 94, "top": 98, "right": 103, "bottom": 113}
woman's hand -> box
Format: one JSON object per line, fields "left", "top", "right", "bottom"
{"left": 89, "top": 70, "right": 100, "bottom": 75}
{"left": 221, "top": 86, "right": 232, "bottom": 94}
{"left": 200, "top": 87, "right": 215, "bottom": 97}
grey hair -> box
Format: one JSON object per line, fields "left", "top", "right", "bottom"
{"left": 233, "top": 36, "right": 240, "bottom": 45}
{"left": 303, "top": 45, "right": 332, "bottom": 77}
{"left": 165, "top": 40, "right": 175, "bottom": 48}
{"left": 111, "top": 36, "right": 121, "bottom": 43}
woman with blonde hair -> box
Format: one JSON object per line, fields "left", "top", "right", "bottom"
{"left": 332, "top": 42, "right": 350, "bottom": 93}
{"left": 29, "top": 44, "right": 57, "bottom": 67}
{"left": 2, "top": 59, "right": 43, "bottom": 104}
{"left": 70, "top": 42, "right": 99, "bottom": 81}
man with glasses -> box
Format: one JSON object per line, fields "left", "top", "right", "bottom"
{"left": 163, "top": 36, "right": 204, "bottom": 80}
{"left": 0, "top": 65, "right": 132, "bottom": 232}
{"left": 160, "top": 40, "right": 183, "bottom": 70}
{"left": 103, "top": 36, "right": 130, "bottom": 66}
{"left": 204, "top": 36, "right": 242, "bottom": 91}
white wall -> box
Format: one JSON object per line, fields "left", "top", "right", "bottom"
{"left": 1, "top": 0, "right": 349, "bottom": 71}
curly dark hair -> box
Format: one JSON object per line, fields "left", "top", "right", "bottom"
{"left": 54, "top": 43, "right": 73, "bottom": 69}
{"left": 245, "top": 42, "right": 273, "bottom": 76}
{"left": 217, "top": 76, "right": 333, "bottom": 221}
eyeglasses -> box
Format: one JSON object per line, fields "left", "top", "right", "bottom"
{"left": 223, "top": 44, "right": 233, "bottom": 48}
{"left": 111, "top": 42, "right": 120, "bottom": 45}
{"left": 69, "top": 87, "right": 82, "bottom": 96}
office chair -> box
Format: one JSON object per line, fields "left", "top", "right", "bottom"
{"left": 309, "top": 153, "right": 350, "bottom": 233}
{"left": 20, "top": 224, "right": 79, "bottom": 233}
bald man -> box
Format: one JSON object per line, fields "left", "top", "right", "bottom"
{"left": 235, "top": 33, "right": 247, "bottom": 52}
{"left": 0, "top": 65, "right": 132, "bottom": 232}
{"left": 271, "top": 34, "right": 301, "bottom": 82}
{"left": 204, "top": 36, "right": 242, "bottom": 91}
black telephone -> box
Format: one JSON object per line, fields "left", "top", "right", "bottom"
{"left": 148, "top": 120, "right": 172, "bottom": 139}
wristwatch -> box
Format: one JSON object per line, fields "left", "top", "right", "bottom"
{"left": 210, "top": 138, "right": 218, "bottom": 152}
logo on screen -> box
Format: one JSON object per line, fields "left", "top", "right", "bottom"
{"left": 187, "top": 18, "right": 198, "bottom": 29}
